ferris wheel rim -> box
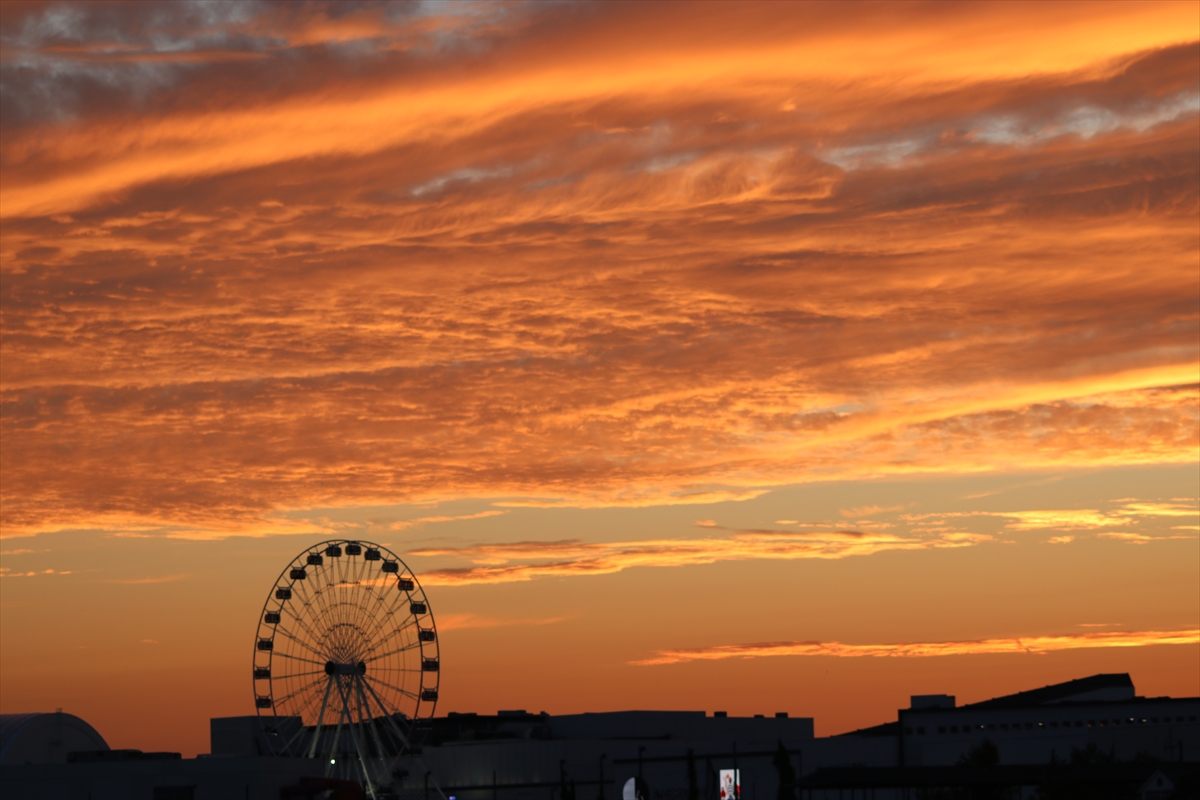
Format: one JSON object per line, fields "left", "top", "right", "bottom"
{"left": 251, "top": 538, "right": 440, "bottom": 764}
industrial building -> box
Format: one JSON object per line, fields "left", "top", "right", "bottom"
{"left": 1, "top": 673, "right": 1196, "bottom": 799}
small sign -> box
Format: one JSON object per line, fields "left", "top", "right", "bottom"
{"left": 719, "top": 769, "right": 740, "bottom": 800}
{"left": 623, "top": 777, "right": 649, "bottom": 800}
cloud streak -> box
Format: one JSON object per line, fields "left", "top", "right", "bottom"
{"left": 633, "top": 629, "right": 1200, "bottom": 665}
{"left": 902, "top": 500, "right": 1199, "bottom": 536}
{"left": 412, "top": 528, "right": 989, "bottom": 585}
{"left": 107, "top": 573, "right": 189, "bottom": 585}
{"left": 387, "top": 510, "right": 507, "bottom": 531}
{"left": 436, "top": 612, "right": 575, "bottom": 631}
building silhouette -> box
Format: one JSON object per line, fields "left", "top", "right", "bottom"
{"left": 1, "top": 673, "right": 1196, "bottom": 799}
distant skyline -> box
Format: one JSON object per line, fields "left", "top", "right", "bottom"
{"left": 1, "top": 1, "right": 1197, "bottom": 757}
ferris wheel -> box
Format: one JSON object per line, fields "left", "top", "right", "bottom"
{"left": 253, "top": 539, "right": 439, "bottom": 793}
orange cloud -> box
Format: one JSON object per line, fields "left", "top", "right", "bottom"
{"left": 412, "top": 528, "right": 989, "bottom": 585}
{"left": 1, "top": 2, "right": 1196, "bottom": 539}
{"left": 387, "top": 510, "right": 507, "bottom": 530}
{"left": 436, "top": 613, "right": 574, "bottom": 631}
{"left": 494, "top": 490, "right": 771, "bottom": 509}
{"left": 0, "top": 568, "right": 73, "bottom": 578}
{"left": 901, "top": 499, "right": 1199, "bottom": 535}
{"left": 840, "top": 504, "right": 906, "bottom": 518}
{"left": 106, "top": 574, "right": 189, "bottom": 585}
{"left": 1096, "top": 532, "right": 1195, "bottom": 544}
{"left": 1001, "top": 510, "right": 1131, "bottom": 531}
{"left": 633, "top": 629, "right": 1200, "bottom": 665}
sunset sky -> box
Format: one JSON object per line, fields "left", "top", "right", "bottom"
{"left": 1, "top": 0, "right": 1197, "bottom": 758}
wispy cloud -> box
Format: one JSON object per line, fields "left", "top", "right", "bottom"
{"left": 633, "top": 629, "right": 1200, "bottom": 665}
{"left": 1095, "top": 532, "right": 1195, "bottom": 544}
{"left": 436, "top": 613, "right": 575, "bottom": 631}
{"left": 1002, "top": 510, "right": 1131, "bottom": 531}
{"left": 494, "top": 490, "right": 770, "bottom": 509}
{"left": 0, "top": 568, "right": 73, "bottom": 578}
{"left": 107, "top": 574, "right": 189, "bottom": 585}
{"left": 1113, "top": 502, "right": 1198, "bottom": 518}
{"left": 388, "top": 510, "right": 507, "bottom": 530}
{"left": 840, "top": 504, "right": 906, "bottom": 519}
{"left": 902, "top": 500, "right": 1199, "bottom": 536}
{"left": 413, "top": 528, "right": 990, "bottom": 585}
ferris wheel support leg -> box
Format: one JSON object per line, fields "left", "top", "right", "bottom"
{"left": 308, "top": 676, "right": 336, "bottom": 760}
{"left": 336, "top": 675, "right": 378, "bottom": 800}
{"left": 360, "top": 675, "right": 414, "bottom": 752}
{"left": 278, "top": 714, "right": 312, "bottom": 757}
{"left": 328, "top": 684, "right": 349, "bottom": 778}
{"left": 354, "top": 675, "right": 391, "bottom": 780}
{"left": 363, "top": 678, "right": 451, "bottom": 800}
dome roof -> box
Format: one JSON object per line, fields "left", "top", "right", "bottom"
{"left": 0, "top": 712, "right": 109, "bottom": 766}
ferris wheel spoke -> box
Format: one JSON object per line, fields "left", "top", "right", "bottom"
{"left": 290, "top": 587, "right": 329, "bottom": 637}
{"left": 274, "top": 625, "right": 331, "bottom": 661}
{"left": 350, "top": 595, "right": 383, "bottom": 656}
{"left": 291, "top": 606, "right": 338, "bottom": 658}
{"left": 273, "top": 678, "right": 332, "bottom": 754}
{"left": 273, "top": 674, "right": 328, "bottom": 708}
{"left": 272, "top": 650, "right": 328, "bottom": 668}
{"left": 373, "top": 585, "right": 410, "bottom": 632}
{"left": 340, "top": 548, "right": 354, "bottom": 590}
{"left": 372, "top": 618, "right": 421, "bottom": 654}
{"left": 281, "top": 686, "right": 327, "bottom": 727}
{"left": 369, "top": 606, "right": 417, "bottom": 652}
{"left": 333, "top": 558, "right": 364, "bottom": 630}
{"left": 361, "top": 593, "right": 393, "bottom": 651}
{"left": 288, "top": 576, "right": 338, "bottom": 639}
{"left": 277, "top": 690, "right": 325, "bottom": 755}
{"left": 364, "top": 640, "right": 421, "bottom": 662}
{"left": 303, "top": 564, "right": 341, "bottom": 623}
{"left": 347, "top": 576, "right": 377, "bottom": 639}
{"left": 308, "top": 581, "right": 342, "bottom": 639}
{"left": 272, "top": 667, "right": 328, "bottom": 681}
{"left": 363, "top": 584, "right": 409, "bottom": 644}
{"left": 360, "top": 594, "right": 416, "bottom": 647}
{"left": 363, "top": 673, "right": 420, "bottom": 701}
{"left": 342, "top": 589, "right": 370, "bottom": 645}
{"left": 274, "top": 623, "right": 324, "bottom": 652}
{"left": 281, "top": 605, "right": 330, "bottom": 653}
{"left": 307, "top": 677, "right": 337, "bottom": 759}
{"left": 361, "top": 674, "right": 414, "bottom": 750}
{"left": 355, "top": 592, "right": 383, "bottom": 645}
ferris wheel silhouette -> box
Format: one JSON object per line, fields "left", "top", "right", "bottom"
{"left": 252, "top": 539, "right": 440, "bottom": 795}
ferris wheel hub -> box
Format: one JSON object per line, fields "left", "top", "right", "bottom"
{"left": 325, "top": 660, "right": 368, "bottom": 676}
